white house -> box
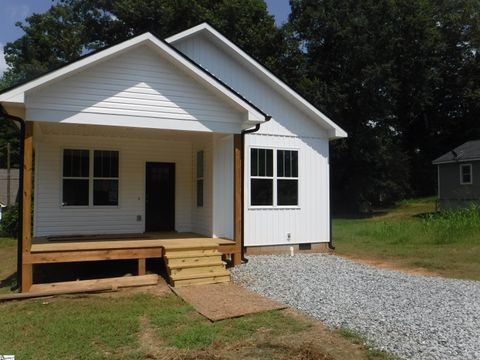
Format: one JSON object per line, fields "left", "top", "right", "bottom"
{"left": 0, "top": 23, "right": 346, "bottom": 292}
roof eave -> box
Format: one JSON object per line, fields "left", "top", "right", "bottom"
{"left": 0, "top": 32, "right": 270, "bottom": 124}
{"left": 166, "top": 22, "right": 347, "bottom": 138}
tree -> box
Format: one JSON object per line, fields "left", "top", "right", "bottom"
{"left": 288, "top": 0, "right": 480, "bottom": 211}
{"left": 3, "top": 0, "right": 286, "bottom": 81}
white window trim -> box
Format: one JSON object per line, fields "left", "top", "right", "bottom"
{"left": 196, "top": 150, "right": 204, "bottom": 208}
{"left": 60, "top": 148, "right": 120, "bottom": 208}
{"left": 460, "top": 163, "right": 473, "bottom": 185}
{"left": 248, "top": 146, "right": 300, "bottom": 209}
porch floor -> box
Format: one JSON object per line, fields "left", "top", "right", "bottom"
{"left": 31, "top": 232, "right": 233, "bottom": 252}
{"left": 23, "top": 232, "right": 239, "bottom": 292}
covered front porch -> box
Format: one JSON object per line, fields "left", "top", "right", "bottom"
{"left": 20, "top": 122, "right": 244, "bottom": 292}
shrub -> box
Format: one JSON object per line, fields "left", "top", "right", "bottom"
{"left": 0, "top": 205, "right": 19, "bottom": 237}
{"left": 423, "top": 205, "right": 480, "bottom": 244}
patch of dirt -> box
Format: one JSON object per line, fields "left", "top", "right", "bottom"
{"left": 136, "top": 307, "right": 380, "bottom": 360}
{"left": 96, "top": 276, "right": 172, "bottom": 298}
{"left": 339, "top": 255, "right": 439, "bottom": 277}
{"left": 138, "top": 316, "right": 165, "bottom": 359}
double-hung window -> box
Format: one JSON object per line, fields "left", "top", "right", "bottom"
{"left": 63, "top": 149, "right": 89, "bottom": 206}
{"left": 250, "top": 148, "right": 274, "bottom": 206}
{"left": 62, "top": 149, "right": 119, "bottom": 206}
{"left": 93, "top": 150, "right": 119, "bottom": 206}
{"left": 277, "top": 150, "right": 299, "bottom": 205}
{"left": 460, "top": 164, "right": 472, "bottom": 185}
{"left": 250, "top": 148, "right": 298, "bottom": 207}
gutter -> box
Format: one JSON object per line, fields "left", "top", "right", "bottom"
{"left": 240, "top": 116, "right": 271, "bottom": 264}
{"left": 0, "top": 105, "right": 25, "bottom": 290}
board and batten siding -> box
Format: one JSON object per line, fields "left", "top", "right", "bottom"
{"left": 244, "top": 134, "right": 330, "bottom": 246}
{"left": 191, "top": 136, "right": 213, "bottom": 236}
{"left": 172, "top": 34, "right": 328, "bottom": 139}
{"left": 25, "top": 44, "right": 244, "bottom": 134}
{"left": 33, "top": 132, "right": 214, "bottom": 238}
{"left": 212, "top": 134, "right": 234, "bottom": 239}
{"left": 172, "top": 34, "right": 331, "bottom": 245}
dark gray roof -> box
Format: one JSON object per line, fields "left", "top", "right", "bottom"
{"left": 432, "top": 140, "right": 480, "bottom": 164}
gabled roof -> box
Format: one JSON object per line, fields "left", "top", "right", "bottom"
{"left": 0, "top": 32, "right": 269, "bottom": 124}
{"left": 166, "top": 23, "right": 347, "bottom": 139}
{"left": 432, "top": 140, "right": 480, "bottom": 164}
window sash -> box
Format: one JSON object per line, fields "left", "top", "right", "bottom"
{"left": 250, "top": 147, "right": 299, "bottom": 207}
{"left": 62, "top": 149, "right": 119, "bottom": 207}
{"left": 460, "top": 164, "right": 472, "bottom": 184}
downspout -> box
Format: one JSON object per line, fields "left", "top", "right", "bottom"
{"left": 0, "top": 105, "right": 25, "bottom": 290}
{"left": 240, "top": 116, "right": 271, "bottom": 263}
{"left": 328, "top": 141, "right": 335, "bottom": 250}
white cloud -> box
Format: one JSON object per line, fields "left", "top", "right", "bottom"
{"left": 0, "top": 43, "right": 8, "bottom": 76}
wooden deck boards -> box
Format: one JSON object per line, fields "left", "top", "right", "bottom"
{"left": 24, "top": 233, "right": 237, "bottom": 292}
{"left": 31, "top": 233, "right": 234, "bottom": 253}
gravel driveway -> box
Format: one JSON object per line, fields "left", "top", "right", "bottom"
{"left": 231, "top": 254, "right": 480, "bottom": 360}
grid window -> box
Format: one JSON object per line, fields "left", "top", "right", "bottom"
{"left": 62, "top": 149, "right": 89, "bottom": 206}
{"left": 277, "top": 150, "right": 298, "bottom": 206}
{"left": 93, "top": 150, "right": 119, "bottom": 206}
{"left": 460, "top": 164, "right": 472, "bottom": 185}
{"left": 251, "top": 148, "right": 298, "bottom": 207}
{"left": 62, "top": 149, "right": 119, "bottom": 206}
{"left": 250, "top": 148, "right": 274, "bottom": 206}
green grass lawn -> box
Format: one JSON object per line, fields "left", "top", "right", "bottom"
{"left": 333, "top": 197, "right": 480, "bottom": 280}
{"left": 0, "top": 235, "right": 397, "bottom": 360}
{"left": 0, "top": 291, "right": 399, "bottom": 360}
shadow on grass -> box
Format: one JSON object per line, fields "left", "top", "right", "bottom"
{"left": 332, "top": 211, "right": 388, "bottom": 220}
{"left": 413, "top": 211, "right": 439, "bottom": 219}
{"left": 0, "top": 272, "right": 17, "bottom": 291}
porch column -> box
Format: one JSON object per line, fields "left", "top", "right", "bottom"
{"left": 22, "top": 121, "right": 33, "bottom": 292}
{"left": 233, "top": 134, "right": 242, "bottom": 265}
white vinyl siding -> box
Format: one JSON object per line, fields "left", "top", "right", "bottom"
{"left": 191, "top": 137, "right": 213, "bottom": 236}
{"left": 173, "top": 35, "right": 329, "bottom": 138}
{"left": 173, "top": 34, "right": 331, "bottom": 246}
{"left": 212, "top": 134, "right": 234, "bottom": 240}
{"left": 25, "top": 45, "right": 244, "bottom": 133}
{"left": 244, "top": 133, "right": 330, "bottom": 246}
{"left": 33, "top": 127, "right": 216, "bottom": 238}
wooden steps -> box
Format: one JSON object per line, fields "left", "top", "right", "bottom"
{"left": 163, "top": 245, "right": 231, "bottom": 287}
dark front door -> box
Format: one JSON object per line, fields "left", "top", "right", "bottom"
{"left": 145, "top": 162, "right": 175, "bottom": 231}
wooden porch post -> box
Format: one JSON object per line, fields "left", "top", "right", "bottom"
{"left": 21, "top": 121, "right": 33, "bottom": 292}
{"left": 233, "top": 134, "right": 242, "bottom": 266}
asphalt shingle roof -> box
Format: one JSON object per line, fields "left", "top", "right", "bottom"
{"left": 432, "top": 140, "right": 480, "bottom": 164}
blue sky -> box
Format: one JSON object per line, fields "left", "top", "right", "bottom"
{"left": 0, "top": 0, "right": 291, "bottom": 74}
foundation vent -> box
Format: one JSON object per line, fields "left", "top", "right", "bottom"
{"left": 299, "top": 243, "right": 312, "bottom": 251}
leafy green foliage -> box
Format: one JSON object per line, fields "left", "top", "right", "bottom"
{"left": 3, "top": 0, "right": 286, "bottom": 82}
{"left": 0, "top": 205, "right": 18, "bottom": 237}
{"left": 2, "top": 0, "right": 480, "bottom": 212}
{"left": 423, "top": 204, "right": 480, "bottom": 244}
{"left": 288, "top": 0, "right": 480, "bottom": 211}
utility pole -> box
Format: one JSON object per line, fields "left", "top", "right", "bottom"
{"left": 7, "top": 142, "right": 11, "bottom": 206}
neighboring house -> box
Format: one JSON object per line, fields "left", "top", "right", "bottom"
{"left": 0, "top": 23, "right": 346, "bottom": 292}
{"left": 0, "top": 168, "right": 19, "bottom": 220}
{"left": 432, "top": 140, "right": 480, "bottom": 209}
